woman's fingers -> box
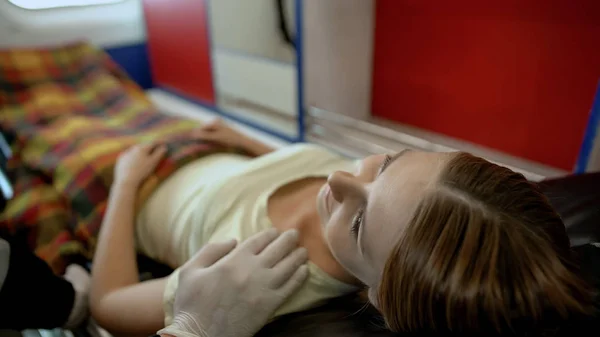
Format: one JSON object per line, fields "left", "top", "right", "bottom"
{"left": 127, "top": 143, "right": 163, "bottom": 158}
{"left": 204, "top": 118, "right": 224, "bottom": 129}
{"left": 259, "top": 229, "right": 300, "bottom": 267}
{"left": 269, "top": 247, "right": 308, "bottom": 289}
{"left": 137, "top": 143, "right": 154, "bottom": 153}
{"left": 276, "top": 264, "right": 309, "bottom": 299}
{"left": 192, "top": 129, "right": 218, "bottom": 142}
{"left": 196, "top": 119, "right": 223, "bottom": 133}
{"left": 188, "top": 239, "right": 238, "bottom": 268}
{"left": 150, "top": 145, "right": 167, "bottom": 163}
{"left": 240, "top": 228, "right": 280, "bottom": 254}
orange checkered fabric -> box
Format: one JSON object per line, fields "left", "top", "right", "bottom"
{"left": 0, "top": 42, "right": 235, "bottom": 273}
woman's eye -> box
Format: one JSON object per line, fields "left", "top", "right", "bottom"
{"left": 378, "top": 155, "right": 393, "bottom": 175}
{"left": 351, "top": 209, "right": 364, "bottom": 238}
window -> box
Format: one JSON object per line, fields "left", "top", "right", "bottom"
{"left": 9, "top": 0, "right": 124, "bottom": 10}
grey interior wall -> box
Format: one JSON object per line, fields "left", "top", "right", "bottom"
{"left": 303, "top": 0, "right": 374, "bottom": 120}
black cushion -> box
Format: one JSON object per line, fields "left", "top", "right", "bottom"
{"left": 538, "top": 173, "right": 600, "bottom": 247}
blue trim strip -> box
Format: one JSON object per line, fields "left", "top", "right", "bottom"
{"left": 575, "top": 81, "right": 600, "bottom": 173}
{"left": 105, "top": 43, "right": 153, "bottom": 89}
{"left": 159, "top": 86, "right": 298, "bottom": 143}
{"left": 295, "top": 0, "right": 305, "bottom": 142}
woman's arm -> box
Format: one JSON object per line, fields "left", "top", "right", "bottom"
{"left": 91, "top": 277, "right": 166, "bottom": 336}
{"left": 191, "top": 120, "right": 275, "bottom": 156}
{"left": 90, "top": 145, "right": 168, "bottom": 336}
{"left": 238, "top": 135, "right": 275, "bottom": 156}
{"left": 90, "top": 182, "right": 166, "bottom": 335}
{"left": 91, "top": 182, "right": 139, "bottom": 301}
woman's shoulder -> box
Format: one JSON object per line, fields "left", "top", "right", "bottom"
{"left": 275, "top": 142, "right": 347, "bottom": 159}
{"left": 272, "top": 143, "right": 353, "bottom": 166}
{"left": 250, "top": 143, "right": 355, "bottom": 174}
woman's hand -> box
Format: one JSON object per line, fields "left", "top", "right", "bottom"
{"left": 114, "top": 143, "right": 167, "bottom": 188}
{"left": 159, "top": 229, "right": 309, "bottom": 337}
{"left": 191, "top": 119, "right": 247, "bottom": 149}
{"left": 192, "top": 119, "right": 274, "bottom": 156}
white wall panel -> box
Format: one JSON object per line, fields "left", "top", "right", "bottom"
{"left": 213, "top": 48, "right": 298, "bottom": 117}
{"left": 0, "top": 0, "right": 145, "bottom": 48}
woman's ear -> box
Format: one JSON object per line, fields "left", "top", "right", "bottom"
{"left": 367, "top": 287, "right": 379, "bottom": 309}
{"left": 357, "top": 288, "right": 369, "bottom": 302}
{"left": 357, "top": 286, "right": 379, "bottom": 308}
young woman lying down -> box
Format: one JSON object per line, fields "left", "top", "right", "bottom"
{"left": 90, "top": 120, "right": 596, "bottom": 336}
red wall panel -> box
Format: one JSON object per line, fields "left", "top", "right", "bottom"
{"left": 371, "top": 0, "right": 600, "bottom": 170}
{"left": 143, "top": 0, "right": 215, "bottom": 103}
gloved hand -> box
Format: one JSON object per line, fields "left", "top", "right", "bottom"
{"left": 157, "top": 228, "right": 309, "bottom": 337}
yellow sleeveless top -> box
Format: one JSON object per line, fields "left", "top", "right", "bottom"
{"left": 135, "top": 143, "right": 359, "bottom": 326}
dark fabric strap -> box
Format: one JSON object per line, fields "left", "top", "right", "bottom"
{"left": 0, "top": 235, "right": 75, "bottom": 330}
{"left": 0, "top": 238, "right": 9, "bottom": 292}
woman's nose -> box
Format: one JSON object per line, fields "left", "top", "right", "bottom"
{"left": 327, "top": 171, "right": 363, "bottom": 203}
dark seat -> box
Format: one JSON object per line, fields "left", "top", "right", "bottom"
{"left": 539, "top": 173, "right": 600, "bottom": 247}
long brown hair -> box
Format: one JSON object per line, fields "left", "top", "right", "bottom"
{"left": 377, "top": 152, "right": 596, "bottom": 335}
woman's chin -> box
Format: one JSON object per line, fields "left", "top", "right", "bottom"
{"left": 317, "top": 205, "right": 332, "bottom": 232}
{"left": 316, "top": 184, "right": 331, "bottom": 226}
{"left": 319, "top": 216, "right": 330, "bottom": 233}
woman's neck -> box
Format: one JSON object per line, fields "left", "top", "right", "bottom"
{"left": 268, "top": 177, "right": 360, "bottom": 286}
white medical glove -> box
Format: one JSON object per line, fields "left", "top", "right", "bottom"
{"left": 157, "top": 228, "right": 309, "bottom": 337}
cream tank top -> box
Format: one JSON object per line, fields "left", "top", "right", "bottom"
{"left": 135, "top": 143, "right": 359, "bottom": 326}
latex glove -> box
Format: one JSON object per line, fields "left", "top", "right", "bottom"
{"left": 157, "top": 228, "right": 309, "bottom": 337}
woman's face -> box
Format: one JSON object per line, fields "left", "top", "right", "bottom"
{"left": 317, "top": 150, "right": 452, "bottom": 303}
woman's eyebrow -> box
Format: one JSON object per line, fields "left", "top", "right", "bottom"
{"left": 378, "top": 149, "right": 410, "bottom": 176}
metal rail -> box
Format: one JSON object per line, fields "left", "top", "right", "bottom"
{"left": 304, "top": 106, "right": 551, "bottom": 181}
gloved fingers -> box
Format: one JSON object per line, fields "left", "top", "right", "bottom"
{"left": 259, "top": 229, "right": 300, "bottom": 267}
{"left": 239, "top": 228, "right": 280, "bottom": 254}
{"left": 269, "top": 247, "right": 308, "bottom": 289}
{"left": 188, "top": 239, "right": 238, "bottom": 268}
{"left": 276, "top": 264, "right": 309, "bottom": 299}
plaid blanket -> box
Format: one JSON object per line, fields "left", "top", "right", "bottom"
{"left": 0, "top": 42, "right": 234, "bottom": 273}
